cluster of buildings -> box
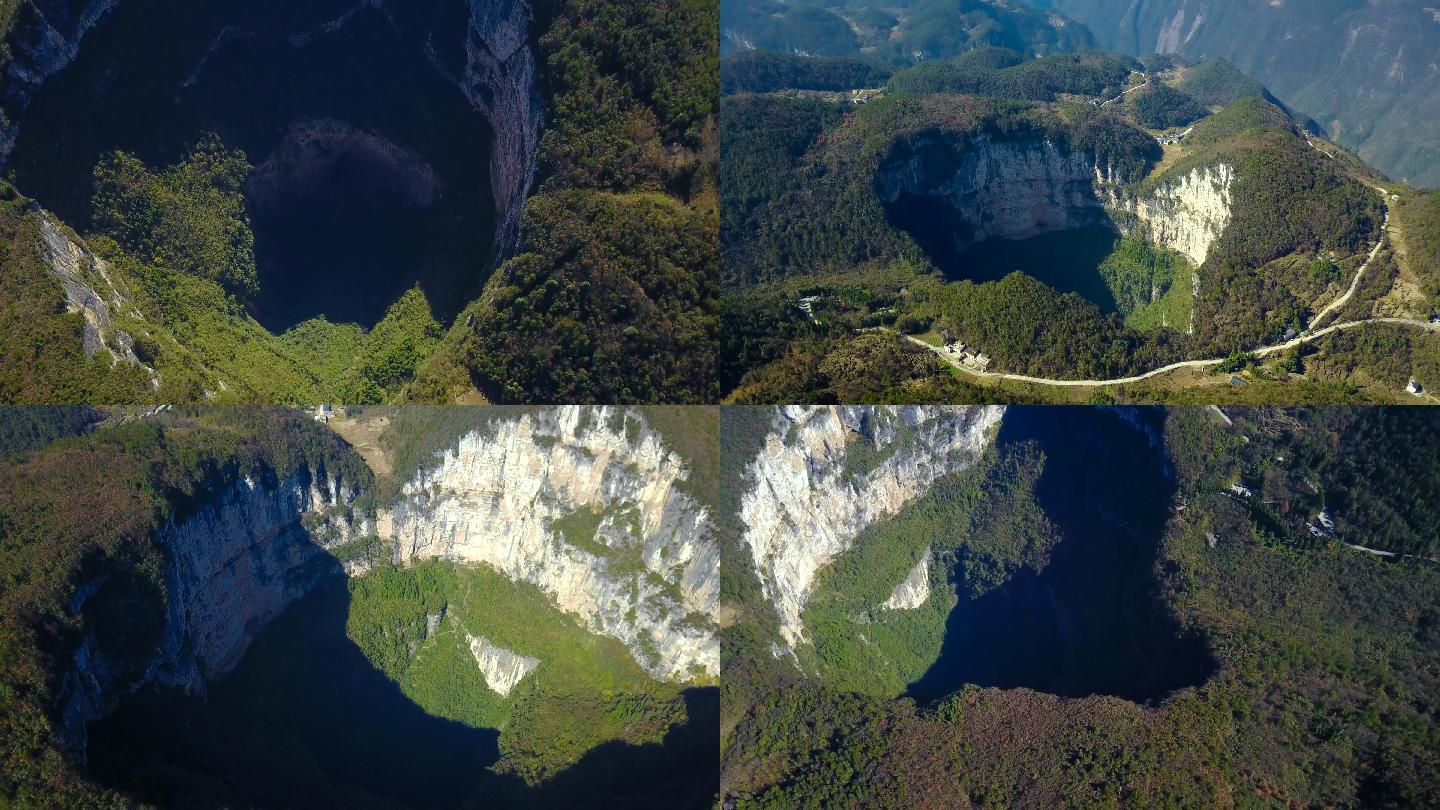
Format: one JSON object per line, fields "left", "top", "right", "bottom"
{"left": 306, "top": 404, "right": 336, "bottom": 424}
{"left": 944, "top": 341, "right": 992, "bottom": 372}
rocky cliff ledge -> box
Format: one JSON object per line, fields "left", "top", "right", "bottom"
{"left": 58, "top": 463, "right": 365, "bottom": 759}
{"left": 876, "top": 134, "right": 1234, "bottom": 268}
{"left": 377, "top": 407, "right": 720, "bottom": 682}
{"left": 740, "top": 406, "right": 1005, "bottom": 654}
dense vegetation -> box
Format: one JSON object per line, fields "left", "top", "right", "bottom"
{"left": 887, "top": 48, "right": 1134, "bottom": 102}
{"left": 1130, "top": 82, "right": 1206, "bottom": 129}
{"left": 720, "top": 52, "right": 892, "bottom": 95}
{"left": 1, "top": 144, "right": 444, "bottom": 404}
{"left": 719, "top": 41, "right": 1394, "bottom": 399}
{"left": 0, "top": 409, "right": 370, "bottom": 807}
{"left": 722, "top": 407, "right": 1440, "bottom": 807}
{"left": 418, "top": 0, "right": 719, "bottom": 404}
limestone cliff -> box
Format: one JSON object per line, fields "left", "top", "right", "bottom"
{"left": 875, "top": 134, "right": 1234, "bottom": 268}
{"left": 58, "top": 463, "right": 365, "bottom": 758}
{"left": 1108, "top": 163, "right": 1235, "bottom": 267}
{"left": 32, "top": 211, "right": 159, "bottom": 387}
{"left": 740, "top": 406, "right": 1004, "bottom": 652}
{"left": 882, "top": 548, "right": 932, "bottom": 611}
{"left": 376, "top": 407, "right": 720, "bottom": 682}
{"left": 465, "top": 633, "right": 540, "bottom": 696}
{"left": 1, "top": 0, "right": 541, "bottom": 270}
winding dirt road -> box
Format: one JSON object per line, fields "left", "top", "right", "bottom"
{"left": 904, "top": 186, "right": 1437, "bottom": 389}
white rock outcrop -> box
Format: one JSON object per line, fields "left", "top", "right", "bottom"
{"left": 883, "top": 548, "right": 933, "bottom": 611}
{"left": 377, "top": 407, "right": 719, "bottom": 682}
{"left": 875, "top": 134, "right": 1235, "bottom": 272}
{"left": 1110, "top": 163, "right": 1235, "bottom": 267}
{"left": 466, "top": 634, "right": 540, "bottom": 696}
{"left": 741, "top": 406, "right": 1004, "bottom": 652}
{"left": 33, "top": 213, "right": 159, "bottom": 387}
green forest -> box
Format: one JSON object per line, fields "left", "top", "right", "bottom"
{"left": 0, "top": 0, "right": 719, "bottom": 406}
{"left": 719, "top": 37, "right": 1397, "bottom": 402}
{"left": 721, "top": 407, "right": 1440, "bottom": 807}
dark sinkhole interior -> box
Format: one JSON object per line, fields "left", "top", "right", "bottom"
{"left": 907, "top": 408, "right": 1214, "bottom": 704}
{"left": 87, "top": 581, "right": 721, "bottom": 809}
{"left": 887, "top": 193, "right": 1123, "bottom": 314}
{"left": 8, "top": 0, "right": 496, "bottom": 331}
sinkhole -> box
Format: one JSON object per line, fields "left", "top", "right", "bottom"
{"left": 906, "top": 407, "right": 1214, "bottom": 704}
{"left": 7, "top": 0, "right": 531, "bottom": 331}
{"left": 878, "top": 136, "right": 1124, "bottom": 313}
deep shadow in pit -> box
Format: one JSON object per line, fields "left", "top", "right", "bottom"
{"left": 885, "top": 192, "right": 1122, "bottom": 313}
{"left": 7, "top": 0, "right": 496, "bottom": 331}
{"left": 907, "top": 407, "right": 1214, "bottom": 705}
{"left": 87, "top": 582, "right": 719, "bottom": 809}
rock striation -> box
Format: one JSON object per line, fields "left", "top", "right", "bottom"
{"left": 58, "top": 464, "right": 365, "bottom": 758}
{"left": 882, "top": 548, "right": 933, "bottom": 611}
{"left": 876, "top": 134, "right": 1235, "bottom": 268}
{"left": 465, "top": 634, "right": 540, "bottom": 696}
{"left": 376, "top": 407, "right": 720, "bottom": 682}
{"left": 740, "top": 406, "right": 1004, "bottom": 653}
{"left": 31, "top": 211, "right": 159, "bottom": 387}
{"left": 1, "top": 0, "right": 541, "bottom": 270}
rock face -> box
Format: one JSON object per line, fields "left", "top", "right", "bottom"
{"left": 376, "top": 407, "right": 720, "bottom": 682}
{"left": 876, "top": 134, "right": 1234, "bottom": 268}
{"left": 465, "top": 634, "right": 540, "bottom": 696}
{"left": 741, "top": 406, "right": 1004, "bottom": 652}
{"left": 0, "top": 0, "right": 119, "bottom": 160}
{"left": 883, "top": 548, "right": 932, "bottom": 611}
{"left": 58, "top": 464, "right": 365, "bottom": 758}
{"left": 31, "top": 211, "right": 159, "bottom": 386}
{"left": 1, "top": 0, "right": 541, "bottom": 269}
{"left": 1108, "top": 162, "right": 1234, "bottom": 267}
{"left": 877, "top": 135, "right": 1114, "bottom": 248}
{"left": 1033, "top": 0, "right": 1440, "bottom": 187}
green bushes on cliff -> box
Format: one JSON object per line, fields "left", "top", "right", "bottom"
{"left": 421, "top": 0, "right": 719, "bottom": 404}
{"left": 0, "top": 410, "right": 368, "bottom": 808}
{"left": 1131, "top": 83, "right": 1207, "bottom": 129}
{"left": 92, "top": 134, "right": 258, "bottom": 298}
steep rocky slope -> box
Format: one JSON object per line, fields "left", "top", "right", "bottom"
{"left": 740, "top": 406, "right": 1004, "bottom": 653}
{"left": 1033, "top": 0, "right": 1440, "bottom": 187}
{"left": 58, "top": 463, "right": 367, "bottom": 758}
{"left": 876, "top": 134, "right": 1234, "bottom": 266}
{"left": 377, "top": 407, "right": 720, "bottom": 681}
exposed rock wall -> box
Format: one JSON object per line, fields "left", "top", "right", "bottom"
{"left": 376, "top": 407, "right": 720, "bottom": 682}
{"left": 876, "top": 135, "right": 1113, "bottom": 247}
{"left": 2, "top": 0, "right": 540, "bottom": 269}
{"left": 466, "top": 634, "right": 540, "bottom": 696}
{"left": 58, "top": 464, "right": 365, "bottom": 758}
{"left": 876, "top": 134, "right": 1235, "bottom": 268}
{"left": 1107, "top": 162, "right": 1235, "bottom": 266}
{"left": 740, "top": 406, "right": 1004, "bottom": 652}
{"left": 31, "top": 211, "right": 159, "bottom": 387}
{"left": 883, "top": 548, "right": 932, "bottom": 611}
{"left": 0, "top": 0, "right": 118, "bottom": 160}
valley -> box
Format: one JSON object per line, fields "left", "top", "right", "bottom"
{"left": 720, "top": 405, "right": 1440, "bottom": 807}
{"left": 0, "top": 406, "right": 720, "bottom": 808}
{"left": 719, "top": 3, "right": 1440, "bottom": 405}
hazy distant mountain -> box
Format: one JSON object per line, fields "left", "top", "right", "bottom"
{"left": 1031, "top": 0, "right": 1440, "bottom": 187}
